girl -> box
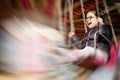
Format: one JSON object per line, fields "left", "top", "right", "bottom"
{"left": 55, "top": 10, "right": 112, "bottom": 67}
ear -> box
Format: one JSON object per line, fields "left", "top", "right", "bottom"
{"left": 97, "top": 17, "right": 104, "bottom": 25}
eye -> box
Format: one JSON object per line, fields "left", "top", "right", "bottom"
{"left": 86, "top": 16, "right": 96, "bottom": 21}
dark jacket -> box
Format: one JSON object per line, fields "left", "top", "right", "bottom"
{"left": 71, "top": 24, "right": 112, "bottom": 54}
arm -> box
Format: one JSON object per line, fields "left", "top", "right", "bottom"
{"left": 97, "top": 17, "right": 112, "bottom": 40}
{"left": 68, "top": 32, "right": 80, "bottom": 43}
{"left": 68, "top": 32, "right": 83, "bottom": 49}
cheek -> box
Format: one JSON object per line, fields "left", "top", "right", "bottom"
{"left": 92, "top": 21, "right": 98, "bottom": 26}
{"left": 93, "top": 21, "right": 98, "bottom": 26}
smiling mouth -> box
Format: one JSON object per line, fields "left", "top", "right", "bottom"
{"left": 88, "top": 22, "right": 91, "bottom": 26}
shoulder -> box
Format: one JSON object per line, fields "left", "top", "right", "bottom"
{"left": 102, "top": 24, "right": 110, "bottom": 27}
{"left": 101, "top": 24, "right": 111, "bottom": 30}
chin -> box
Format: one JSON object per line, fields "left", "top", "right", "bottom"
{"left": 88, "top": 25, "right": 96, "bottom": 29}
{"left": 88, "top": 26, "right": 93, "bottom": 29}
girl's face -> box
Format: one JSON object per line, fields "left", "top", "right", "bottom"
{"left": 86, "top": 11, "right": 99, "bottom": 29}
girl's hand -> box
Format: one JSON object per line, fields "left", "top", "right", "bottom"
{"left": 68, "top": 32, "right": 75, "bottom": 38}
{"left": 98, "top": 17, "right": 104, "bottom": 25}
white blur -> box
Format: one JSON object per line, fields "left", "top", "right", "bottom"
{"left": 0, "top": 17, "right": 80, "bottom": 80}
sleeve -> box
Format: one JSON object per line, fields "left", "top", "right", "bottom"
{"left": 96, "top": 24, "right": 112, "bottom": 54}
{"left": 100, "top": 24, "right": 112, "bottom": 40}
{"left": 70, "top": 34, "right": 84, "bottom": 49}
{"left": 71, "top": 34, "right": 80, "bottom": 43}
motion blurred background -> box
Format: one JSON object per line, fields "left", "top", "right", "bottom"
{"left": 0, "top": 0, "right": 120, "bottom": 80}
